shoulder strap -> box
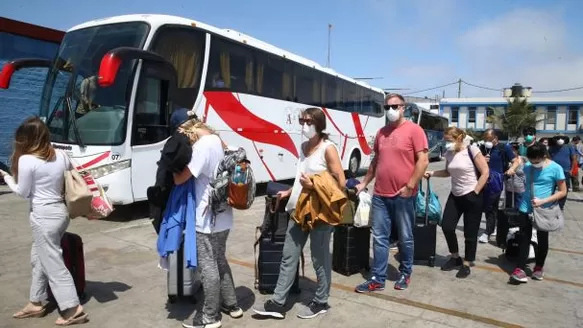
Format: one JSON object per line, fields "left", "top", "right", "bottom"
{"left": 498, "top": 143, "right": 509, "bottom": 170}
{"left": 529, "top": 168, "right": 534, "bottom": 201}
{"left": 467, "top": 145, "right": 480, "bottom": 178}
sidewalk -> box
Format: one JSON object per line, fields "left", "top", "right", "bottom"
{"left": 1, "top": 161, "right": 582, "bottom": 328}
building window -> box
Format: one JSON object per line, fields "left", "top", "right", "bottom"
{"left": 468, "top": 107, "right": 476, "bottom": 123}
{"left": 486, "top": 108, "right": 494, "bottom": 118}
{"left": 568, "top": 106, "right": 579, "bottom": 125}
{"left": 546, "top": 106, "right": 557, "bottom": 125}
{"left": 451, "top": 107, "right": 459, "bottom": 123}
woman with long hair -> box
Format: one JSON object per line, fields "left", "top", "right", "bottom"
{"left": 0, "top": 117, "right": 88, "bottom": 325}
{"left": 172, "top": 118, "right": 242, "bottom": 328}
{"left": 510, "top": 143, "right": 566, "bottom": 283}
{"left": 252, "top": 107, "right": 345, "bottom": 320}
{"left": 424, "top": 127, "right": 489, "bottom": 278}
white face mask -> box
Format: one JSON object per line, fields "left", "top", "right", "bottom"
{"left": 484, "top": 141, "right": 493, "bottom": 149}
{"left": 445, "top": 142, "right": 455, "bottom": 151}
{"left": 302, "top": 123, "right": 317, "bottom": 139}
{"left": 531, "top": 162, "right": 544, "bottom": 168}
{"left": 557, "top": 139, "right": 565, "bottom": 146}
{"left": 386, "top": 109, "right": 401, "bottom": 123}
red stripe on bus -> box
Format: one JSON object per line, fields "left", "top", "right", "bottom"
{"left": 351, "top": 112, "right": 372, "bottom": 155}
{"left": 204, "top": 91, "right": 299, "bottom": 158}
{"left": 75, "top": 151, "right": 111, "bottom": 170}
{"left": 252, "top": 141, "right": 276, "bottom": 181}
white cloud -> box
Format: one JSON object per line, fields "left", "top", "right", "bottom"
{"left": 457, "top": 8, "right": 583, "bottom": 97}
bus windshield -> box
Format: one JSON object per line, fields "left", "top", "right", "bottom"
{"left": 40, "top": 22, "right": 149, "bottom": 146}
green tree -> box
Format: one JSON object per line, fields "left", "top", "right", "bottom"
{"left": 487, "top": 96, "right": 543, "bottom": 140}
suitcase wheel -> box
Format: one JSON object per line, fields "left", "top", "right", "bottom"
{"left": 168, "top": 295, "right": 177, "bottom": 304}
{"left": 428, "top": 256, "right": 435, "bottom": 268}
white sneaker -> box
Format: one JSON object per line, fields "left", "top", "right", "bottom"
{"left": 478, "top": 233, "right": 489, "bottom": 244}
{"left": 491, "top": 229, "right": 497, "bottom": 237}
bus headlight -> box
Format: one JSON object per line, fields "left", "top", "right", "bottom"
{"left": 86, "top": 159, "right": 131, "bottom": 179}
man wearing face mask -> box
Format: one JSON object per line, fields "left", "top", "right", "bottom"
{"left": 519, "top": 127, "right": 537, "bottom": 156}
{"left": 478, "top": 129, "right": 520, "bottom": 244}
{"left": 354, "top": 94, "right": 429, "bottom": 292}
{"left": 548, "top": 135, "right": 576, "bottom": 210}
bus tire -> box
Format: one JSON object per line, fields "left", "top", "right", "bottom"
{"left": 349, "top": 151, "right": 361, "bottom": 177}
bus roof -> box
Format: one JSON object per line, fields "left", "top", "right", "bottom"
{"left": 68, "top": 14, "right": 384, "bottom": 94}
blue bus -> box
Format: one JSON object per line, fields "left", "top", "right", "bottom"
{"left": 404, "top": 103, "right": 449, "bottom": 161}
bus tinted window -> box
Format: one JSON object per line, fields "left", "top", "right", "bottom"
{"left": 152, "top": 27, "right": 206, "bottom": 109}
{"left": 204, "top": 35, "right": 384, "bottom": 116}
{"left": 294, "top": 63, "right": 318, "bottom": 105}
{"left": 419, "top": 112, "right": 448, "bottom": 132}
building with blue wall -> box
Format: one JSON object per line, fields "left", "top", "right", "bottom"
{"left": 0, "top": 17, "right": 64, "bottom": 164}
{"left": 439, "top": 96, "right": 583, "bottom": 138}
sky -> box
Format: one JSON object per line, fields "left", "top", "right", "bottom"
{"left": 4, "top": 0, "right": 583, "bottom": 98}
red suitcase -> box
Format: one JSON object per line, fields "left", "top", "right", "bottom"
{"left": 49, "top": 232, "right": 86, "bottom": 301}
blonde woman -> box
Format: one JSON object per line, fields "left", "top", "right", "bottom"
{"left": 424, "top": 127, "right": 489, "bottom": 278}
{"left": 173, "top": 119, "right": 242, "bottom": 328}
{"left": 0, "top": 117, "right": 88, "bottom": 325}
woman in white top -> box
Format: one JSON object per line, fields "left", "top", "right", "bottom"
{"left": 424, "top": 127, "right": 489, "bottom": 279}
{"left": 253, "top": 107, "right": 345, "bottom": 320}
{"left": 0, "top": 117, "right": 88, "bottom": 325}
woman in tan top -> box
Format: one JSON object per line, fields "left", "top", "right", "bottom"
{"left": 425, "top": 127, "right": 489, "bottom": 278}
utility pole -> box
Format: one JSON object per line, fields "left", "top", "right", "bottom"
{"left": 457, "top": 78, "right": 462, "bottom": 98}
{"left": 327, "top": 24, "right": 332, "bottom": 67}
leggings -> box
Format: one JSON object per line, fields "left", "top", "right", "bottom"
{"left": 441, "top": 191, "right": 483, "bottom": 262}
{"left": 517, "top": 213, "right": 549, "bottom": 270}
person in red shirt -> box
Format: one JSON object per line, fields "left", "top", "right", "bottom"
{"left": 354, "top": 93, "right": 429, "bottom": 292}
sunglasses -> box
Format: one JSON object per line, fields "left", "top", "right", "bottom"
{"left": 384, "top": 104, "right": 404, "bottom": 110}
{"left": 298, "top": 118, "right": 314, "bottom": 125}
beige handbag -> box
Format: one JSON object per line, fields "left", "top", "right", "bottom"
{"left": 64, "top": 164, "right": 93, "bottom": 219}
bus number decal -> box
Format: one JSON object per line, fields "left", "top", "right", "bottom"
{"left": 111, "top": 153, "right": 120, "bottom": 161}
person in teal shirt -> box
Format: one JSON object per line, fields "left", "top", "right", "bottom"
{"left": 510, "top": 143, "right": 567, "bottom": 284}
{"left": 519, "top": 127, "right": 537, "bottom": 156}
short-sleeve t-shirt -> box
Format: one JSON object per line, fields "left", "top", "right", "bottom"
{"left": 519, "top": 161, "right": 565, "bottom": 214}
{"left": 186, "top": 134, "right": 233, "bottom": 234}
{"left": 445, "top": 144, "right": 480, "bottom": 197}
{"left": 485, "top": 143, "right": 515, "bottom": 174}
{"left": 373, "top": 121, "right": 428, "bottom": 197}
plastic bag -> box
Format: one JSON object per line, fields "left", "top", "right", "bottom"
{"left": 354, "top": 192, "right": 371, "bottom": 227}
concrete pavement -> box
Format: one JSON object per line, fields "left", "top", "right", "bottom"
{"left": 1, "top": 161, "right": 582, "bottom": 328}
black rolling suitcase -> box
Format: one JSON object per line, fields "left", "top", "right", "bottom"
{"left": 332, "top": 187, "right": 371, "bottom": 276}
{"left": 254, "top": 186, "right": 302, "bottom": 294}
{"left": 413, "top": 180, "right": 437, "bottom": 267}
{"left": 332, "top": 225, "right": 371, "bottom": 276}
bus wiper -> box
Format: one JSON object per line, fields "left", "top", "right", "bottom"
{"left": 64, "top": 95, "right": 85, "bottom": 148}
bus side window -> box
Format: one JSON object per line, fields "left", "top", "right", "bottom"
{"left": 132, "top": 76, "right": 170, "bottom": 145}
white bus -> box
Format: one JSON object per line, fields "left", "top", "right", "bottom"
{"left": 0, "top": 14, "right": 385, "bottom": 205}
{"left": 404, "top": 103, "right": 448, "bottom": 161}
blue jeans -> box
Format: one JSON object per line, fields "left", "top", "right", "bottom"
{"left": 371, "top": 195, "right": 415, "bottom": 283}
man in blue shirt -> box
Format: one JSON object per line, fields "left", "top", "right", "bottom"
{"left": 479, "top": 129, "right": 521, "bottom": 244}
{"left": 548, "top": 135, "right": 576, "bottom": 210}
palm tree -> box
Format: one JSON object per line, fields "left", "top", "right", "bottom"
{"left": 487, "top": 96, "right": 543, "bottom": 140}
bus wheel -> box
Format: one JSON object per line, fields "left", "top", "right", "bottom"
{"left": 349, "top": 151, "right": 361, "bottom": 177}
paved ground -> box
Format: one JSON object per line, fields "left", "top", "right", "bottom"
{"left": 1, "top": 161, "right": 583, "bottom": 328}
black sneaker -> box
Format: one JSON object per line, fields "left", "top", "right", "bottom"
{"left": 252, "top": 300, "right": 285, "bottom": 319}
{"left": 441, "top": 257, "right": 463, "bottom": 271}
{"left": 221, "top": 304, "right": 243, "bottom": 319}
{"left": 182, "top": 319, "right": 221, "bottom": 328}
{"left": 297, "top": 301, "right": 330, "bottom": 319}
{"left": 456, "top": 265, "right": 471, "bottom": 279}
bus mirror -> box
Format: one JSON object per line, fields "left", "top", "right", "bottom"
{"left": 0, "top": 59, "right": 52, "bottom": 89}
{"left": 98, "top": 47, "right": 177, "bottom": 88}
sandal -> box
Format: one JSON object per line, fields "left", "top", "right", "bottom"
{"left": 12, "top": 305, "right": 47, "bottom": 319}
{"left": 55, "top": 311, "right": 89, "bottom": 326}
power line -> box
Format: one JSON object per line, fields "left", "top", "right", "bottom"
{"left": 461, "top": 80, "right": 502, "bottom": 92}
{"left": 533, "top": 86, "right": 583, "bottom": 94}
{"left": 402, "top": 81, "right": 459, "bottom": 95}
